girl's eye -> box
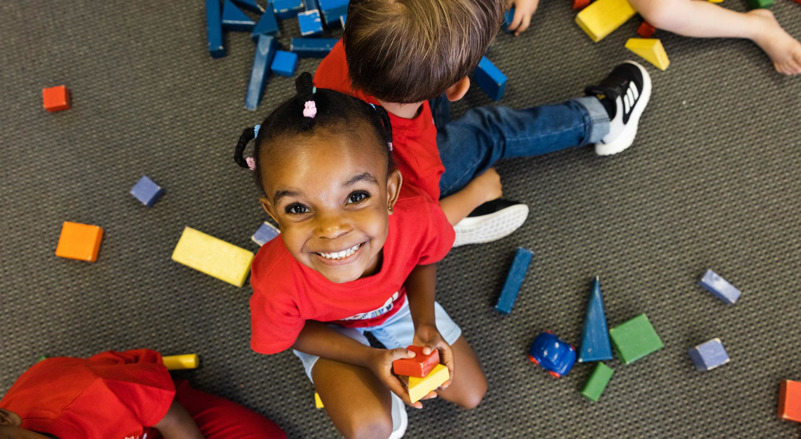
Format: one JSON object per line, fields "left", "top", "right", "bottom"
{"left": 286, "top": 204, "right": 309, "bottom": 215}
{"left": 347, "top": 191, "right": 369, "bottom": 205}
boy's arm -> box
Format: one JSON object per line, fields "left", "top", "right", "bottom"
{"left": 153, "top": 400, "right": 204, "bottom": 439}
{"left": 438, "top": 168, "right": 502, "bottom": 225}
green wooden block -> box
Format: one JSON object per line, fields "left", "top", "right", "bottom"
{"left": 746, "top": 0, "right": 773, "bottom": 8}
{"left": 609, "top": 313, "right": 663, "bottom": 364}
{"left": 581, "top": 363, "right": 614, "bottom": 402}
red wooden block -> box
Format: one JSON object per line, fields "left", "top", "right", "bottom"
{"left": 572, "top": 0, "right": 591, "bottom": 10}
{"left": 393, "top": 346, "right": 439, "bottom": 378}
{"left": 637, "top": 21, "right": 656, "bottom": 38}
{"left": 42, "top": 85, "right": 71, "bottom": 112}
{"left": 779, "top": 380, "right": 801, "bottom": 423}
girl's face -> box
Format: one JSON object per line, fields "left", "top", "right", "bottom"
{"left": 259, "top": 126, "right": 401, "bottom": 284}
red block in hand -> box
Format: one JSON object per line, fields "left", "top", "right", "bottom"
{"left": 393, "top": 346, "right": 440, "bottom": 378}
{"left": 637, "top": 21, "right": 656, "bottom": 38}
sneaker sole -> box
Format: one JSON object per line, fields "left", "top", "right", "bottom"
{"left": 388, "top": 392, "right": 408, "bottom": 439}
{"left": 452, "top": 204, "right": 530, "bottom": 247}
{"left": 595, "top": 60, "right": 652, "bottom": 156}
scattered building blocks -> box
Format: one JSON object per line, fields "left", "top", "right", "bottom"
{"left": 298, "top": 10, "right": 323, "bottom": 36}
{"left": 171, "top": 226, "right": 255, "bottom": 287}
{"left": 305, "top": 0, "right": 321, "bottom": 11}
{"left": 274, "top": 0, "right": 304, "bottom": 19}
{"left": 271, "top": 50, "right": 299, "bottom": 76}
{"left": 688, "top": 338, "right": 730, "bottom": 371}
{"left": 233, "top": 0, "right": 265, "bottom": 13}
{"left": 245, "top": 35, "right": 279, "bottom": 111}
{"left": 55, "top": 221, "right": 104, "bottom": 262}
{"left": 625, "top": 38, "right": 670, "bottom": 71}
{"left": 495, "top": 247, "right": 533, "bottom": 314}
{"left": 251, "top": 6, "right": 280, "bottom": 41}
{"left": 503, "top": 8, "right": 514, "bottom": 32}
{"left": 746, "top": 0, "right": 773, "bottom": 8}
{"left": 314, "top": 392, "right": 324, "bottom": 409}
{"left": 319, "top": 0, "right": 348, "bottom": 25}
{"left": 779, "top": 380, "right": 801, "bottom": 422}
{"left": 474, "top": 57, "right": 507, "bottom": 101}
{"left": 162, "top": 354, "right": 200, "bottom": 370}
{"left": 206, "top": 0, "right": 226, "bottom": 58}
{"left": 578, "top": 277, "right": 613, "bottom": 362}
{"left": 637, "top": 21, "right": 656, "bottom": 38}
{"left": 251, "top": 221, "right": 281, "bottom": 246}
{"left": 575, "top": 0, "right": 636, "bottom": 42}
{"left": 42, "top": 85, "right": 70, "bottom": 112}
{"left": 130, "top": 175, "right": 165, "bottom": 207}
{"left": 408, "top": 364, "right": 449, "bottom": 403}
{"left": 581, "top": 362, "right": 614, "bottom": 401}
{"left": 393, "top": 346, "right": 440, "bottom": 378}
{"left": 222, "top": 0, "right": 257, "bottom": 31}
{"left": 698, "top": 269, "right": 741, "bottom": 304}
{"left": 572, "top": 0, "right": 592, "bottom": 10}
{"left": 528, "top": 332, "right": 576, "bottom": 378}
{"left": 609, "top": 314, "right": 664, "bottom": 364}
{"left": 290, "top": 38, "right": 338, "bottom": 57}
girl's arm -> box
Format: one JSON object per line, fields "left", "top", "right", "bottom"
{"left": 153, "top": 399, "right": 204, "bottom": 439}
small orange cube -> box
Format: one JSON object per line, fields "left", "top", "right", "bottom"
{"left": 55, "top": 221, "right": 103, "bottom": 262}
{"left": 637, "top": 22, "right": 656, "bottom": 38}
{"left": 779, "top": 380, "right": 801, "bottom": 423}
{"left": 42, "top": 85, "right": 71, "bottom": 112}
{"left": 393, "top": 345, "right": 440, "bottom": 378}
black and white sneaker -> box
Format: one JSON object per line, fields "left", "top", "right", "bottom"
{"left": 452, "top": 199, "right": 529, "bottom": 247}
{"left": 585, "top": 61, "right": 652, "bottom": 156}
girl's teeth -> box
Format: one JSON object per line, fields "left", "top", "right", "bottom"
{"left": 319, "top": 244, "right": 360, "bottom": 260}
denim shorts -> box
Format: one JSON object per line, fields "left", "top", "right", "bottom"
{"left": 293, "top": 299, "right": 462, "bottom": 382}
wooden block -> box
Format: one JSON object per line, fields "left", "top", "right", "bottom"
{"left": 251, "top": 221, "right": 280, "bottom": 246}
{"left": 698, "top": 269, "right": 741, "bottom": 304}
{"left": 746, "top": 0, "right": 773, "bottom": 8}
{"left": 688, "top": 338, "right": 730, "bottom": 371}
{"left": 779, "top": 380, "right": 801, "bottom": 422}
{"left": 290, "top": 38, "right": 339, "bottom": 58}
{"left": 578, "top": 277, "right": 613, "bottom": 362}
{"left": 55, "top": 221, "right": 103, "bottom": 262}
{"left": 251, "top": 6, "right": 280, "bottom": 41}
{"left": 232, "top": 0, "right": 265, "bottom": 13}
{"left": 205, "top": 0, "right": 226, "bottom": 58}
{"left": 245, "top": 35, "right": 279, "bottom": 111}
{"left": 572, "top": 0, "right": 591, "bottom": 10}
{"left": 637, "top": 21, "right": 656, "bottom": 38}
{"left": 42, "top": 85, "right": 70, "bottom": 112}
{"left": 408, "top": 364, "right": 449, "bottom": 403}
{"left": 298, "top": 10, "right": 323, "bottom": 36}
{"left": 162, "top": 354, "right": 199, "bottom": 370}
{"left": 130, "top": 175, "right": 165, "bottom": 207}
{"left": 609, "top": 314, "right": 663, "bottom": 364}
{"left": 314, "top": 392, "right": 324, "bottom": 409}
{"left": 495, "top": 247, "right": 533, "bottom": 313}
{"left": 393, "top": 346, "right": 440, "bottom": 378}
{"left": 172, "top": 226, "right": 254, "bottom": 287}
{"left": 581, "top": 362, "right": 614, "bottom": 401}
{"left": 575, "top": 0, "right": 636, "bottom": 42}
{"left": 625, "top": 38, "right": 670, "bottom": 70}
{"left": 474, "top": 56, "right": 507, "bottom": 101}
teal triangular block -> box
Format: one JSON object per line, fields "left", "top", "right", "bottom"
{"left": 578, "top": 277, "right": 613, "bottom": 362}
{"left": 223, "top": 0, "right": 256, "bottom": 31}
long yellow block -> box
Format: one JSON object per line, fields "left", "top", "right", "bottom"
{"left": 314, "top": 392, "right": 324, "bottom": 409}
{"left": 625, "top": 38, "right": 670, "bottom": 70}
{"left": 576, "top": 0, "right": 636, "bottom": 42}
{"left": 172, "top": 227, "right": 254, "bottom": 287}
{"left": 408, "top": 364, "right": 449, "bottom": 403}
{"left": 163, "top": 354, "right": 199, "bottom": 370}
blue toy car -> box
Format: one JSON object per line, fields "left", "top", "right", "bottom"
{"left": 528, "top": 332, "right": 577, "bottom": 378}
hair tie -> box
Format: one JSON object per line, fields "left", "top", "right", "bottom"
{"left": 303, "top": 101, "right": 317, "bottom": 118}
{"left": 253, "top": 124, "right": 260, "bottom": 138}
{"left": 387, "top": 141, "right": 393, "bottom": 151}
{"left": 246, "top": 157, "right": 256, "bottom": 171}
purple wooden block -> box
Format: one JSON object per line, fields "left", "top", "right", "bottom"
{"left": 688, "top": 338, "right": 730, "bottom": 371}
{"left": 699, "top": 269, "right": 741, "bottom": 304}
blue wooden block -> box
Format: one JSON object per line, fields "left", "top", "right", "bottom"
{"left": 304, "top": 0, "right": 320, "bottom": 11}
{"left": 495, "top": 247, "right": 533, "bottom": 314}
{"left": 245, "top": 35, "right": 279, "bottom": 111}
{"left": 688, "top": 338, "right": 730, "bottom": 371}
{"left": 251, "top": 4, "right": 280, "bottom": 41}
{"left": 271, "top": 50, "right": 298, "bottom": 76}
{"left": 699, "top": 269, "right": 741, "bottom": 304}
{"left": 274, "top": 0, "right": 304, "bottom": 19}
{"left": 130, "top": 176, "right": 164, "bottom": 207}
{"left": 290, "top": 38, "right": 338, "bottom": 57}
{"left": 319, "top": 0, "right": 348, "bottom": 25}
{"left": 252, "top": 222, "right": 281, "bottom": 246}
{"left": 233, "top": 0, "right": 265, "bottom": 13}
{"left": 578, "top": 277, "right": 613, "bottom": 362}
{"left": 206, "top": 0, "right": 226, "bottom": 58}
{"left": 474, "top": 56, "right": 507, "bottom": 101}
{"left": 223, "top": 0, "right": 256, "bottom": 31}
{"left": 298, "top": 10, "right": 323, "bottom": 36}
{"left": 339, "top": 13, "right": 346, "bottom": 27}
{"left": 503, "top": 8, "right": 514, "bottom": 32}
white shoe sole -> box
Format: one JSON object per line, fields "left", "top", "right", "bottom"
{"left": 388, "top": 392, "right": 408, "bottom": 439}
{"left": 595, "top": 61, "right": 652, "bottom": 156}
{"left": 452, "top": 204, "right": 529, "bottom": 247}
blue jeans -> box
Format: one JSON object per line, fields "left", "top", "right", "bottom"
{"left": 431, "top": 96, "right": 610, "bottom": 197}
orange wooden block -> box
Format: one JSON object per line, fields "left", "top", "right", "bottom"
{"left": 779, "top": 380, "right": 801, "bottom": 422}
{"left": 637, "top": 21, "right": 656, "bottom": 38}
{"left": 393, "top": 346, "right": 440, "bottom": 378}
{"left": 42, "top": 85, "right": 71, "bottom": 112}
{"left": 572, "top": 0, "right": 591, "bottom": 10}
{"left": 55, "top": 221, "right": 103, "bottom": 262}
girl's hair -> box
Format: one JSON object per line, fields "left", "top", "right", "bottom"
{"left": 234, "top": 72, "right": 395, "bottom": 193}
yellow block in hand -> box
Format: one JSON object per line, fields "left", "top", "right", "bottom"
{"left": 408, "top": 364, "right": 449, "bottom": 403}
{"left": 576, "top": 0, "right": 636, "bottom": 42}
{"left": 162, "top": 354, "right": 199, "bottom": 370}
{"left": 625, "top": 38, "right": 670, "bottom": 70}
{"left": 172, "top": 227, "right": 254, "bottom": 287}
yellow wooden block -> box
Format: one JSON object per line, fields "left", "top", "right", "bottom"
{"left": 162, "top": 354, "right": 199, "bottom": 370}
{"left": 314, "top": 392, "right": 324, "bottom": 409}
{"left": 708, "top": 0, "right": 723, "bottom": 3}
{"left": 408, "top": 364, "right": 449, "bottom": 403}
{"left": 172, "top": 226, "right": 254, "bottom": 287}
{"left": 625, "top": 38, "right": 670, "bottom": 70}
{"left": 575, "top": 0, "right": 636, "bottom": 42}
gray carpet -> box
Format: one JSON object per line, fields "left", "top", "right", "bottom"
{"left": 2, "top": 0, "right": 801, "bottom": 437}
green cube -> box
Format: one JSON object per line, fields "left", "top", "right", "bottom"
{"left": 581, "top": 363, "right": 614, "bottom": 402}
{"left": 609, "top": 313, "right": 663, "bottom": 364}
{"left": 746, "top": 0, "right": 773, "bottom": 8}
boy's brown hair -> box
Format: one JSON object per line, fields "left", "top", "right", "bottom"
{"left": 343, "top": 0, "right": 505, "bottom": 104}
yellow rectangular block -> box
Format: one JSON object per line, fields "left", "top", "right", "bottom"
{"left": 162, "top": 354, "right": 199, "bottom": 370}
{"left": 576, "top": 0, "right": 636, "bottom": 42}
{"left": 314, "top": 392, "right": 324, "bottom": 409}
{"left": 172, "top": 227, "right": 254, "bottom": 287}
{"left": 625, "top": 38, "right": 670, "bottom": 70}
{"left": 408, "top": 364, "right": 449, "bottom": 403}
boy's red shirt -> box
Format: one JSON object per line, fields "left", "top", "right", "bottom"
{"left": 314, "top": 40, "right": 445, "bottom": 202}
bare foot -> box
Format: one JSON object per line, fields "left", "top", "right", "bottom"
{"left": 749, "top": 9, "right": 801, "bottom": 75}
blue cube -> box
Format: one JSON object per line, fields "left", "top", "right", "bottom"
{"left": 252, "top": 222, "right": 280, "bottom": 246}
{"left": 251, "top": 5, "right": 280, "bottom": 41}
{"left": 304, "top": 0, "right": 320, "bottom": 11}
{"left": 319, "top": 0, "right": 348, "bottom": 25}
{"left": 222, "top": 0, "right": 256, "bottom": 31}
{"left": 699, "top": 269, "right": 741, "bottom": 304}
{"left": 290, "top": 38, "right": 338, "bottom": 57}
{"left": 298, "top": 10, "right": 323, "bottom": 36}
{"left": 474, "top": 56, "right": 507, "bottom": 101}
{"left": 274, "top": 0, "right": 304, "bottom": 19}
{"left": 688, "top": 338, "right": 730, "bottom": 371}
{"left": 271, "top": 50, "right": 299, "bottom": 76}
{"left": 130, "top": 176, "right": 164, "bottom": 207}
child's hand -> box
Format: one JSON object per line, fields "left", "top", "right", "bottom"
{"left": 508, "top": 0, "right": 540, "bottom": 36}
{"left": 368, "top": 347, "right": 435, "bottom": 409}
{"left": 413, "top": 324, "right": 454, "bottom": 391}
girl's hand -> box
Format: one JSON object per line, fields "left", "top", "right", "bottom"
{"left": 413, "top": 324, "right": 454, "bottom": 390}
{"left": 367, "top": 347, "right": 435, "bottom": 409}
{"left": 508, "top": 0, "right": 540, "bottom": 36}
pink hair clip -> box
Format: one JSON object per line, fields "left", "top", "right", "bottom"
{"left": 303, "top": 101, "right": 317, "bottom": 118}
{"left": 246, "top": 157, "right": 256, "bottom": 171}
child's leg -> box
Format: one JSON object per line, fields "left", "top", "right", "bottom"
{"left": 433, "top": 335, "right": 487, "bottom": 409}
{"left": 630, "top": 0, "right": 801, "bottom": 74}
